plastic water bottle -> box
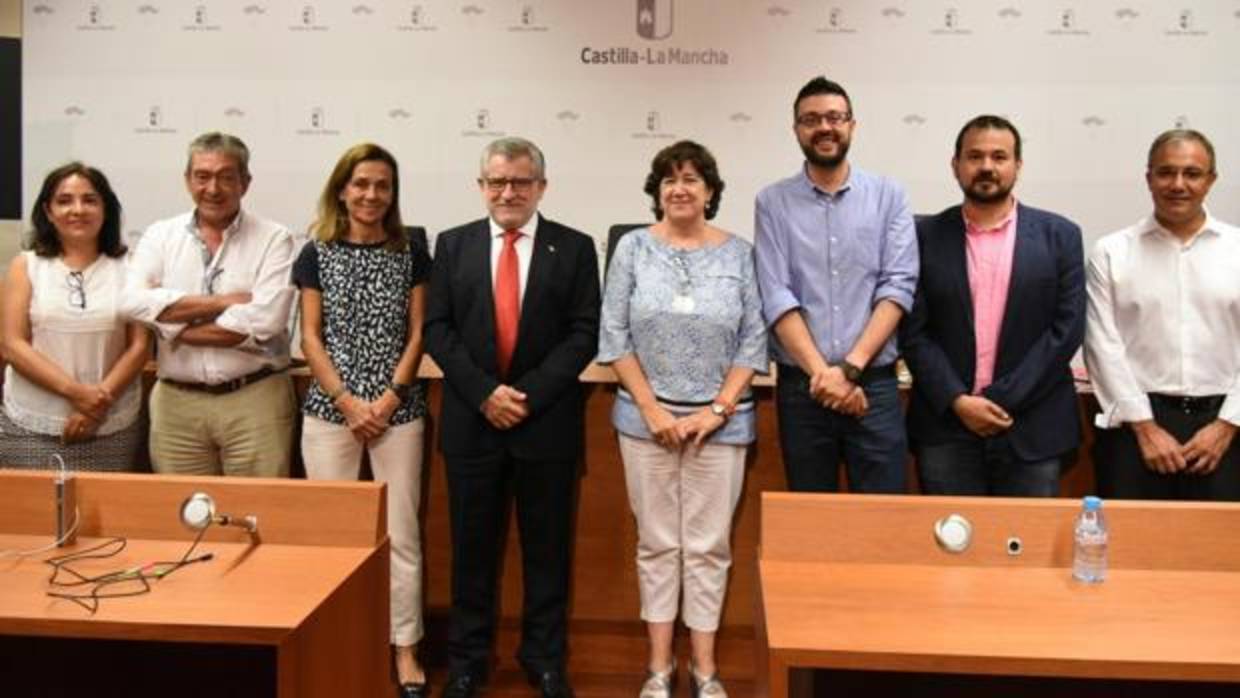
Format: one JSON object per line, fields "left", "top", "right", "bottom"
{"left": 1072, "top": 496, "right": 1108, "bottom": 583}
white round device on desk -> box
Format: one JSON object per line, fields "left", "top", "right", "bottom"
{"left": 934, "top": 513, "right": 973, "bottom": 553}
{"left": 180, "top": 492, "right": 216, "bottom": 531}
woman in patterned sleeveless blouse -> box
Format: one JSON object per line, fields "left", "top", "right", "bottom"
{"left": 292, "top": 144, "right": 431, "bottom": 697}
{"left": 0, "top": 163, "right": 149, "bottom": 471}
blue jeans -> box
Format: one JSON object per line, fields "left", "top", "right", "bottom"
{"left": 775, "top": 364, "right": 907, "bottom": 493}
{"left": 916, "top": 436, "right": 1062, "bottom": 497}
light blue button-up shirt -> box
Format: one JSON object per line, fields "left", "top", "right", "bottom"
{"left": 754, "top": 165, "right": 918, "bottom": 368}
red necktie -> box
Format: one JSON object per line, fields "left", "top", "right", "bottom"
{"left": 494, "top": 229, "right": 521, "bottom": 379}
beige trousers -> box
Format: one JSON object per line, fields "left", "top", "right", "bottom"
{"left": 149, "top": 374, "right": 295, "bottom": 477}
{"left": 301, "top": 415, "right": 425, "bottom": 646}
{"left": 619, "top": 433, "right": 746, "bottom": 632}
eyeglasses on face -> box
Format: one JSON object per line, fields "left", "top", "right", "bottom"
{"left": 796, "top": 111, "right": 853, "bottom": 128}
{"left": 479, "top": 177, "right": 540, "bottom": 193}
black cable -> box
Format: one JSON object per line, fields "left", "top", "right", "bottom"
{"left": 44, "top": 526, "right": 214, "bottom": 614}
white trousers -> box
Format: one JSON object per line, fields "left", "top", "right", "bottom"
{"left": 301, "top": 415, "right": 425, "bottom": 645}
{"left": 619, "top": 433, "right": 746, "bottom": 632}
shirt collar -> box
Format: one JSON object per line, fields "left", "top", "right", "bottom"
{"left": 799, "top": 162, "right": 853, "bottom": 197}
{"left": 489, "top": 212, "right": 540, "bottom": 240}
{"left": 963, "top": 200, "right": 1018, "bottom": 235}
{"left": 1139, "top": 208, "right": 1220, "bottom": 244}
{"left": 186, "top": 208, "right": 245, "bottom": 238}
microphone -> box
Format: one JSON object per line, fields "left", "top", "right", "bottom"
{"left": 51, "top": 455, "right": 77, "bottom": 547}
{"left": 179, "top": 492, "right": 259, "bottom": 535}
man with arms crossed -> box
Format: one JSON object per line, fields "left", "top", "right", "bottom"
{"left": 755, "top": 76, "right": 919, "bottom": 493}
{"left": 122, "top": 132, "right": 296, "bottom": 476}
{"left": 900, "top": 115, "right": 1085, "bottom": 496}
{"left": 425, "top": 137, "right": 600, "bottom": 698}
{"left": 1085, "top": 129, "right": 1240, "bottom": 500}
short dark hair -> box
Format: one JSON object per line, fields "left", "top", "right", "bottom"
{"left": 954, "top": 115, "right": 1022, "bottom": 161}
{"left": 29, "top": 162, "right": 126, "bottom": 258}
{"left": 643, "top": 140, "right": 725, "bottom": 221}
{"left": 794, "top": 76, "right": 853, "bottom": 119}
{"left": 186, "top": 131, "right": 252, "bottom": 181}
{"left": 1147, "top": 128, "right": 1217, "bottom": 175}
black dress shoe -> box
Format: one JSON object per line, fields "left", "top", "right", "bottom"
{"left": 398, "top": 680, "right": 429, "bottom": 698}
{"left": 527, "top": 670, "right": 575, "bottom": 698}
{"left": 442, "top": 673, "right": 478, "bottom": 698}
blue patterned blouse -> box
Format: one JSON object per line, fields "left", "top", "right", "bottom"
{"left": 598, "top": 227, "right": 768, "bottom": 445}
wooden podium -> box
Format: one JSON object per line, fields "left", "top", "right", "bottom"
{"left": 0, "top": 469, "right": 390, "bottom": 698}
{"left": 756, "top": 493, "right": 1240, "bottom": 697}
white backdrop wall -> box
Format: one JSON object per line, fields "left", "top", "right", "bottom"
{"left": 21, "top": 0, "right": 1240, "bottom": 258}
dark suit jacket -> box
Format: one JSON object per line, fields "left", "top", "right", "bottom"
{"left": 899, "top": 203, "right": 1085, "bottom": 461}
{"left": 424, "top": 216, "right": 601, "bottom": 460}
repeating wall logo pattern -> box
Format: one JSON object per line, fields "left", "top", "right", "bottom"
{"left": 20, "top": 0, "right": 1238, "bottom": 261}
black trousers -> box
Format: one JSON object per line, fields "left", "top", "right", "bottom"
{"left": 445, "top": 449, "right": 577, "bottom": 678}
{"left": 1094, "top": 396, "right": 1240, "bottom": 501}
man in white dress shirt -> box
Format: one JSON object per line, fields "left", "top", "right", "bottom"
{"left": 1085, "top": 129, "right": 1240, "bottom": 500}
{"left": 122, "top": 132, "right": 297, "bottom": 477}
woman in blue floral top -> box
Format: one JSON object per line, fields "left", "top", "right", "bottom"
{"left": 292, "top": 143, "right": 430, "bottom": 697}
{"left": 597, "top": 140, "right": 767, "bottom": 698}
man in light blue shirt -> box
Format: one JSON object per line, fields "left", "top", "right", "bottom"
{"left": 754, "top": 76, "right": 918, "bottom": 493}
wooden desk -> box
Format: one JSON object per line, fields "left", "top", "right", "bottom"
{"left": 0, "top": 470, "right": 390, "bottom": 698}
{"left": 756, "top": 494, "right": 1240, "bottom": 697}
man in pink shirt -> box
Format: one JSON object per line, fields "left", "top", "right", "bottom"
{"left": 899, "top": 115, "right": 1085, "bottom": 496}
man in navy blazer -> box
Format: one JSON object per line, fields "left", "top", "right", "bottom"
{"left": 424, "top": 137, "right": 600, "bottom": 698}
{"left": 900, "top": 115, "right": 1085, "bottom": 496}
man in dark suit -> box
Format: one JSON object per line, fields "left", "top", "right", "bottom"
{"left": 424, "top": 137, "right": 600, "bottom": 698}
{"left": 900, "top": 115, "right": 1085, "bottom": 496}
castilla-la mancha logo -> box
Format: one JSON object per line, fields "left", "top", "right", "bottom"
{"left": 637, "top": 0, "right": 672, "bottom": 40}
{"left": 78, "top": 3, "right": 117, "bottom": 30}
{"left": 818, "top": 5, "right": 856, "bottom": 34}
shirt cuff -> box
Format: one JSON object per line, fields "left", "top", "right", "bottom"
{"left": 874, "top": 288, "right": 914, "bottom": 314}
{"left": 155, "top": 322, "right": 189, "bottom": 342}
{"left": 594, "top": 339, "right": 633, "bottom": 365}
{"left": 1219, "top": 394, "right": 1240, "bottom": 427}
{"left": 1094, "top": 395, "right": 1154, "bottom": 429}
{"left": 761, "top": 293, "right": 800, "bottom": 331}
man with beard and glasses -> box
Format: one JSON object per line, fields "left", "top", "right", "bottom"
{"left": 1085, "top": 129, "right": 1240, "bottom": 501}
{"left": 754, "top": 76, "right": 918, "bottom": 494}
{"left": 899, "top": 115, "right": 1085, "bottom": 496}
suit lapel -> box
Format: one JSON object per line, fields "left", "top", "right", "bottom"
{"left": 467, "top": 222, "right": 498, "bottom": 370}
{"left": 945, "top": 207, "right": 975, "bottom": 332}
{"left": 518, "top": 221, "right": 558, "bottom": 344}
{"left": 994, "top": 205, "right": 1031, "bottom": 364}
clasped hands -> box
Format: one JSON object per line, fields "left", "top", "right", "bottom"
{"left": 952, "top": 394, "right": 1014, "bottom": 437}
{"left": 337, "top": 390, "right": 400, "bottom": 443}
{"left": 62, "top": 382, "right": 113, "bottom": 444}
{"left": 641, "top": 404, "right": 726, "bottom": 450}
{"left": 482, "top": 384, "right": 529, "bottom": 430}
{"left": 1132, "top": 419, "right": 1236, "bottom": 476}
{"left": 809, "top": 365, "right": 868, "bottom": 416}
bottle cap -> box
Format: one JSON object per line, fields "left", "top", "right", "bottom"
{"left": 1083, "top": 495, "right": 1102, "bottom": 511}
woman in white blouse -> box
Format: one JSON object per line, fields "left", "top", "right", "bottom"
{"left": 0, "top": 163, "right": 149, "bottom": 470}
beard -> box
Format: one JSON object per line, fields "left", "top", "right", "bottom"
{"left": 962, "top": 174, "right": 1013, "bottom": 205}
{"left": 800, "top": 133, "right": 851, "bottom": 169}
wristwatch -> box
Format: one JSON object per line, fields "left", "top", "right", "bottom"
{"left": 390, "top": 382, "right": 414, "bottom": 402}
{"left": 836, "top": 360, "right": 864, "bottom": 383}
{"left": 710, "top": 402, "right": 735, "bottom": 419}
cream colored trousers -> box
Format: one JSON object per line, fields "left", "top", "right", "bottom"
{"left": 301, "top": 415, "right": 425, "bottom": 645}
{"left": 619, "top": 433, "right": 746, "bottom": 632}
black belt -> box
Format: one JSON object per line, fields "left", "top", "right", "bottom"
{"left": 161, "top": 366, "right": 283, "bottom": 395}
{"left": 778, "top": 362, "right": 895, "bottom": 383}
{"left": 1149, "top": 393, "right": 1224, "bottom": 415}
